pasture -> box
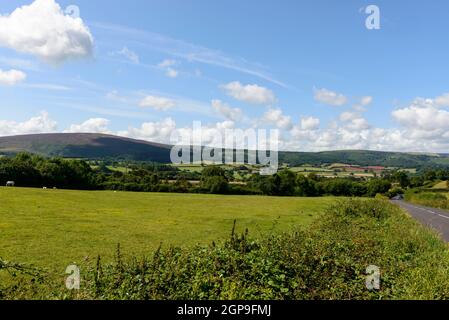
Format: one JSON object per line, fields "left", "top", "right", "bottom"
{"left": 0, "top": 187, "right": 334, "bottom": 272}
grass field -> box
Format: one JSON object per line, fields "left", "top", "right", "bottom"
{"left": 0, "top": 187, "right": 334, "bottom": 273}
{"left": 432, "top": 181, "right": 449, "bottom": 189}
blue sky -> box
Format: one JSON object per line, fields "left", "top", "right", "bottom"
{"left": 1, "top": 0, "right": 449, "bottom": 152}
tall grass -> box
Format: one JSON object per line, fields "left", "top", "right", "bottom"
{"left": 2, "top": 199, "right": 449, "bottom": 300}
{"left": 405, "top": 191, "right": 449, "bottom": 210}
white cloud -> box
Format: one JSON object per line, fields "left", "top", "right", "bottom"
{"left": 158, "top": 59, "right": 177, "bottom": 68}
{"left": 65, "top": 118, "right": 110, "bottom": 133}
{"left": 345, "top": 117, "right": 370, "bottom": 131}
{"left": 116, "top": 47, "right": 139, "bottom": 64}
{"left": 118, "top": 118, "right": 177, "bottom": 143}
{"left": 106, "top": 90, "right": 128, "bottom": 102}
{"left": 0, "top": 0, "right": 94, "bottom": 63}
{"left": 222, "top": 81, "right": 276, "bottom": 105}
{"left": 360, "top": 96, "right": 373, "bottom": 106}
{"left": 165, "top": 68, "right": 178, "bottom": 78}
{"left": 339, "top": 111, "right": 359, "bottom": 122}
{"left": 139, "top": 95, "right": 176, "bottom": 111}
{"left": 300, "top": 116, "right": 320, "bottom": 130}
{"left": 353, "top": 96, "right": 373, "bottom": 111}
{"left": 24, "top": 83, "right": 70, "bottom": 91}
{"left": 314, "top": 88, "right": 347, "bottom": 106}
{"left": 93, "top": 23, "right": 288, "bottom": 88}
{"left": 211, "top": 100, "right": 242, "bottom": 121}
{"left": 262, "top": 108, "right": 293, "bottom": 130}
{"left": 157, "top": 59, "right": 178, "bottom": 78}
{"left": 0, "top": 111, "right": 57, "bottom": 136}
{"left": 392, "top": 98, "right": 449, "bottom": 133}
{"left": 0, "top": 68, "right": 26, "bottom": 85}
{"left": 435, "top": 93, "right": 449, "bottom": 107}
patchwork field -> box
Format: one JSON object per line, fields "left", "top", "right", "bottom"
{"left": 0, "top": 187, "right": 334, "bottom": 273}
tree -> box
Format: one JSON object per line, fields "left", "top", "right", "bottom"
{"left": 296, "top": 175, "right": 317, "bottom": 196}
{"left": 392, "top": 171, "right": 410, "bottom": 188}
{"left": 278, "top": 170, "right": 297, "bottom": 196}
{"left": 203, "top": 176, "right": 228, "bottom": 194}
{"left": 367, "top": 179, "right": 391, "bottom": 197}
{"left": 201, "top": 166, "right": 229, "bottom": 194}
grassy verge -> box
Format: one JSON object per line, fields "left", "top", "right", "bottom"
{"left": 405, "top": 190, "right": 449, "bottom": 210}
{"left": 2, "top": 199, "right": 449, "bottom": 300}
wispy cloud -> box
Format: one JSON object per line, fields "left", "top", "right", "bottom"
{"left": 0, "top": 56, "right": 40, "bottom": 71}
{"left": 91, "top": 22, "right": 289, "bottom": 88}
{"left": 22, "top": 83, "right": 72, "bottom": 91}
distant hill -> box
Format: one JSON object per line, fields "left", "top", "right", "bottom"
{"left": 278, "top": 150, "right": 449, "bottom": 168}
{"left": 0, "top": 133, "right": 172, "bottom": 162}
{"left": 1, "top": 133, "right": 449, "bottom": 168}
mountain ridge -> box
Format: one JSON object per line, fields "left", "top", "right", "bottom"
{"left": 0, "top": 133, "right": 448, "bottom": 168}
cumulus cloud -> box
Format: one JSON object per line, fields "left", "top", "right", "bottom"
{"left": 435, "top": 93, "right": 449, "bottom": 107}
{"left": 0, "top": 0, "right": 94, "bottom": 63}
{"left": 211, "top": 100, "right": 242, "bottom": 121}
{"left": 314, "top": 88, "right": 347, "bottom": 106}
{"left": 261, "top": 108, "right": 293, "bottom": 130}
{"left": 339, "top": 111, "right": 359, "bottom": 122}
{"left": 118, "top": 118, "right": 177, "bottom": 143}
{"left": 300, "top": 116, "right": 320, "bottom": 130}
{"left": 139, "top": 95, "right": 176, "bottom": 111}
{"left": 222, "top": 81, "right": 276, "bottom": 105}
{"left": 285, "top": 95, "right": 449, "bottom": 153}
{"left": 65, "top": 118, "right": 110, "bottom": 133}
{"left": 0, "top": 68, "right": 26, "bottom": 85}
{"left": 0, "top": 111, "right": 57, "bottom": 136}
{"left": 353, "top": 96, "right": 373, "bottom": 111}
{"left": 392, "top": 98, "right": 449, "bottom": 134}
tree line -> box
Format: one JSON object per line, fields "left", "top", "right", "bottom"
{"left": 1, "top": 153, "right": 448, "bottom": 197}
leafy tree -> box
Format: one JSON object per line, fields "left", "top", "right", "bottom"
{"left": 367, "top": 179, "right": 392, "bottom": 197}
{"left": 392, "top": 171, "right": 410, "bottom": 188}
{"left": 296, "top": 175, "right": 317, "bottom": 196}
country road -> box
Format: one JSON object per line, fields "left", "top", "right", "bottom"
{"left": 393, "top": 200, "right": 449, "bottom": 242}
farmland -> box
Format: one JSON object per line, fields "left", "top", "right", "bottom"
{"left": 0, "top": 187, "right": 333, "bottom": 273}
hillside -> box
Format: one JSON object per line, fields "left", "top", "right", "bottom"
{"left": 1, "top": 133, "right": 449, "bottom": 168}
{"left": 0, "top": 133, "right": 172, "bottom": 162}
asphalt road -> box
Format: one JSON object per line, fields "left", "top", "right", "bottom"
{"left": 393, "top": 200, "right": 449, "bottom": 242}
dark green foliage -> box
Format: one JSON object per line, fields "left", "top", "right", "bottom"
{"left": 366, "top": 179, "right": 392, "bottom": 197}
{"left": 201, "top": 166, "right": 229, "bottom": 194}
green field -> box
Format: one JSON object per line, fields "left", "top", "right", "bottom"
{"left": 0, "top": 187, "right": 334, "bottom": 273}
{"left": 432, "top": 181, "right": 449, "bottom": 190}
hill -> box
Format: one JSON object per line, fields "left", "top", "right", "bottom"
{"left": 1, "top": 133, "right": 449, "bottom": 168}
{"left": 0, "top": 133, "right": 172, "bottom": 162}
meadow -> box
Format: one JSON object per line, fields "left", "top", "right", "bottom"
{"left": 4, "top": 198, "right": 449, "bottom": 300}
{"left": 0, "top": 187, "right": 333, "bottom": 273}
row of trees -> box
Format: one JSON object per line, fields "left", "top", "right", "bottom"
{"left": 2, "top": 153, "right": 448, "bottom": 197}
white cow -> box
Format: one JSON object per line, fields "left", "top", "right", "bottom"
{"left": 6, "top": 181, "right": 15, "bottom": 187}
